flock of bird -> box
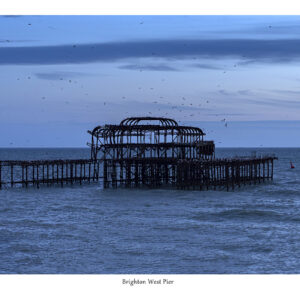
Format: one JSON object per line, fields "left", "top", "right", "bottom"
{"left": 9, "top": 17, "right": 259, "bottom": 148}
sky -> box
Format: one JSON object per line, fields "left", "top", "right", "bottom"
{"left": 1, "top": 15, "right": 300, "bottom": 147}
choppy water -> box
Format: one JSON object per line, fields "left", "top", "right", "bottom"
{"left": 0, "top": 147, "right": 300, "bottom": 274}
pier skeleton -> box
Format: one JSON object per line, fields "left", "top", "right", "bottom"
{"left": 87, "top": 117, "right": 276, "bottom": 190}
{"left": 0, "top": 117, "right": 276, "bottom": 190}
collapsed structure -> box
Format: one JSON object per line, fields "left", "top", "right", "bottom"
{"left": 0, "top": 116, "right": 277, "bottom": 190}
{"left": 88, "top": 117, "right": 276, "bottom": 190}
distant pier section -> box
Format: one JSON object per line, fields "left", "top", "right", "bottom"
{"left": 0, "top": 159, "right": 100, "bottom": 189}
{"left": 0, "top": 117, "right": 277, "bottom": 190}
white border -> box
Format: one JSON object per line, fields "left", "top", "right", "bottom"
{"left": 2, "top": 2, "right": 300, "bottom": 299}
{"left": 1, "top": 0, "right": 300, "bottom": 15}
{"left": 1, "top": 275, "right": 300, "bottom": 300}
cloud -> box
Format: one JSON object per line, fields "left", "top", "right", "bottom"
{"left": 204, "top": 113, "right": 251, "bottom": 116}
{"left": 236, "top": 24, "right": 300, "bottom": 36}
{"left": 1, "top": 15, "right": 23, "bottom": 18}
{"left": 1, "top": 38, "right": 300, "bottom": 65}
{"left": 34, "top": 71, "right": 92, "bottom": 80}
{"left": 119, "top": 64, "right": 178, "bottom": 71}
{"left": 0, "top": 39, "right": 37, "bottom": 43}
{"left": 190, "top": 63, "right": 224, "bottom": 70}
{"left": 269, "top": 89, "right": 300, "bottom": 95}
{"left": 241, "top": 96, "right": 300, "bottom": 108}
{"left": 218, "top": 89, "right": 232, "bottom": 96}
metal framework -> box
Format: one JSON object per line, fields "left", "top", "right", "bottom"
{"left": 88, "top": 117, "right": 215, "bottom": 161}
{"left": 0, "top": 117, "right": 277, "bottom": 190}
{"left": 87, "top": 116, "right": 276, "bottom": 190}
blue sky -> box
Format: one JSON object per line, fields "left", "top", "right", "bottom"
{"left": 1, "top": 15, "right": 300, "bottom": 147}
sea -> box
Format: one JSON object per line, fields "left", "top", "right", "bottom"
{"left": 0, "top": 147, "right": 300, "bottom": 274}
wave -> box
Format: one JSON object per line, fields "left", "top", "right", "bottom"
{"left": 192, "top": 208, "right": 283, "bottom": 222}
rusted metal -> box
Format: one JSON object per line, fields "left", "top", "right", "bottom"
{"left": 87, "top": 117, "right": 277, "bottom": 190}
{"left": 0, "top": 117, "right": 277, "bottom": 190}
{"left": 0, "top": 159, "right": 98, "bottom": 189}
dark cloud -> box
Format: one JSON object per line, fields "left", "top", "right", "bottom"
{"left": 190, "top": 63, "right": 224, "bottom": 70}
{"left": 245, "top": 97, "right": 300, "bottom": 108}
{"left": 218, "top": 89, "right": 232, "bottom": 96}
{"left": 237, "top": 90, "right": 251, "bottom": 96}
{"left": 270, "top": 89, "right": 300, "bottom": 95}
{"left": 1, "top": 38, "right": 300, "bottom": 65}
{"left": 119, "top": 64, "right": 178, "bottom": 71}
{"left": 0, "top": 39, "right": 37, "bottom": 43}
{"left": 35, "top": 71, "right": 92, "bottom": 80}
{"left": 1, "top": 15, "right": 23, "bottom": 18}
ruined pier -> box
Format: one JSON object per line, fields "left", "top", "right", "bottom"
{"left": 0, "top": 159, "right": 100, "bottom": 189}
{"left": 0, "top": 117, "right": 277, "bottom": 190}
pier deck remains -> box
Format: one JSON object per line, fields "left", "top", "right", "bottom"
{"left": 0, "top": 117, "right": 276, "bottom": 190}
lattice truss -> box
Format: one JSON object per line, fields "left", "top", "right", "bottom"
{"left": 87, "top": 117, "right": 215, "bottom": 161}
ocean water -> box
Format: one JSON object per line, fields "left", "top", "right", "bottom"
{"left": 0, "top": 147, "right": 300, "bottom": 274}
